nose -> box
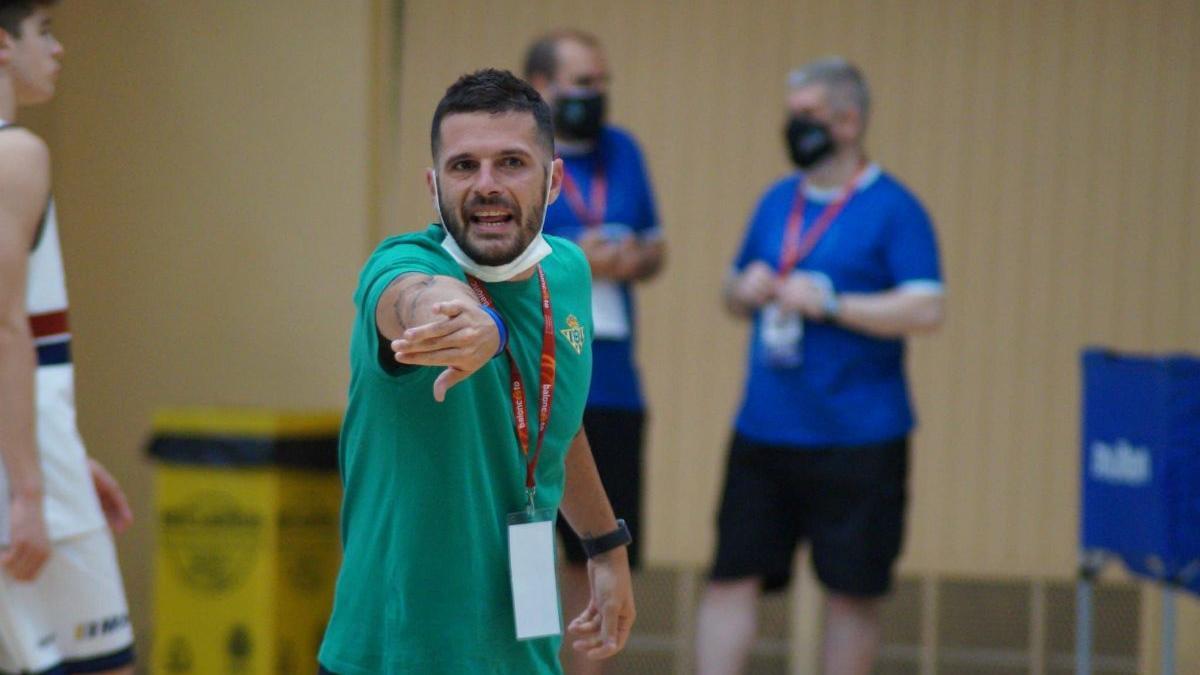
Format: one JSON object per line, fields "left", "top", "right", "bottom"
{"left": 472, "top": 162, "right": 502, "bottom": 197}
{"left": 51, "top": 37, "right": 64, "bottom": 58}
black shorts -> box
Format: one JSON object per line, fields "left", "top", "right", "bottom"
{"left": 556, "top": 407, "right": 644, "bottom": 568}
{"left": 709, "top": 433, "right": 909, "bottom": 597}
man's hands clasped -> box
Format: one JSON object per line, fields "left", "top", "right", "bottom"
{"left": 730, "top": 261, "right": 834, "bottom": 320}
{"left": 392, "top": 299, "right": 502, "bottom": 402}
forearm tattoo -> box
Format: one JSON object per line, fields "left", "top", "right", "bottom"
{"left": 392, "top": 275, "right": 435, "bottom": 331}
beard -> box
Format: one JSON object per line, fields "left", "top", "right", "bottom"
{"left": 439, "top": 183, "right": 547, "bottom": 266}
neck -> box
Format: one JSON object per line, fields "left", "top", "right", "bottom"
{"left": 805, "top": 146, "right": 866, "bottom": 189}
{"left": 0, "top": 83, "right": 17, "bottom": 123}
{"left": 507, "top": 266, "right": 537, "bottom": 282}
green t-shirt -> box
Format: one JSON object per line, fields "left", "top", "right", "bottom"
{"left": 319, "top": 225, "right": 593, "bottom": 675}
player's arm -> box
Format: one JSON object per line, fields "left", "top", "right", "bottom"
{"left": 834, "top": 288, "right": 944, "bottom": 338}
{"left": 374, "top": 273, "right": 502, "bottom": 401}
{"left": 559, "top": 427, "right": 636, "bottom": 660}
{"left": 0, "top": 129, "right": 53, "bottom": 580}
{"left": 777, "top": 274, "right": 944, "bottom": 338}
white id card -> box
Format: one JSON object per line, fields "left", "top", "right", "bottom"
{"left": 507, "top": 508, "right": 561, "bottom": 640}
{"left": 591, "top": 280, "right": 630, "bottom": 339}
{"left": 760, "top": 302, "right": 803, "bottom": 368}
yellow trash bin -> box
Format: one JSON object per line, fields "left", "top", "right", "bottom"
{"left": 148, "top": 409, "right": 342, "bottom": 675}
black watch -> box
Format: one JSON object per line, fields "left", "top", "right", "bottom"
{"left": 580, "top": 519, "right": 632, "bottom": 559}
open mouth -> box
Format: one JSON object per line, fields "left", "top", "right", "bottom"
{"left": 468, "top": 208, "right": 517, "bottom": 234}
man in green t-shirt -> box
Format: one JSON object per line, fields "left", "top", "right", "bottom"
{"left": 318, "top": 69, "right": 636, "bottom": 675}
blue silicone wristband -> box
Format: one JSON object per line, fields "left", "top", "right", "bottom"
{"left": 481, "top": 306, "right": 508, "bottom": 357}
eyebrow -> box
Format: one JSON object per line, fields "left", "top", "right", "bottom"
{"left": 443, "top": 148, "right": 534, "bottom": 166}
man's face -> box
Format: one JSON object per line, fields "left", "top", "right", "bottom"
{"left": 1, "top": 8, "right": 63, "bottom": 106}
{"left": 787, "top": 83, "right": 859, "bottom": 146}
{"left": 429, "top": 111, "right": 562, "bottom": 266}
{"left": 545, "top": 39, "right": 609, "bottom": 103}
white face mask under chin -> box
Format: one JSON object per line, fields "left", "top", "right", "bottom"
{"left": 434, "top": 170, "right": 553, "bottom": 283}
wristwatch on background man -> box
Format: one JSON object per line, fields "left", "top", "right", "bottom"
{"left": 580, "top": 519, "right": 632, "bottom": 559}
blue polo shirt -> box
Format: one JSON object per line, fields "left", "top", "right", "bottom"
{"left": 543, "top": 125, "right": 660, "bottom": 411}
{"left": 732, "top": 165, "right": 942, "bottom": 447}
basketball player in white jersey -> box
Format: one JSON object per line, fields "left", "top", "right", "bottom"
{"left": 0, "top": 2, "right": 135, "bottom": 673}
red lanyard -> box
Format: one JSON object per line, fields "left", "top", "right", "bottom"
{"left": 467, "top": 266, "right": 557, "bottom": 496}
{"left": 559, "top": 164, "right": 606, "bottom": 228}
{"left": 778, "top": 165, "right": 868, "bottom": 276}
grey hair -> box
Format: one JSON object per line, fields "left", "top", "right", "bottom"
{"left": 788, "top": 56, "right": 870, "bottom": 122}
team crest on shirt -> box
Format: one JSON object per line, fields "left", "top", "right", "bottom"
{"left": 560, "top": 315, "right": 585, "bottom": 355}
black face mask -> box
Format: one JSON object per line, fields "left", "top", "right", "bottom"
{"left": 554, "top": 91, "right": 606, "bottom": 142}
{"left": 785, "top": 116, "right": 835, "bottom": 169}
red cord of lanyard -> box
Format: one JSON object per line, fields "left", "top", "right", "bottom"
{"left": 559, "top": 163, "right": 606, "bottom": 228}
{"left": 778, "top": 164, "right": 869, "bottom": 276}
{"left": 467, "top": 267, "right": 557, "bottom": 504}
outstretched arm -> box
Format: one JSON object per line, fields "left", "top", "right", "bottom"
{"left": 374, "top": 273, "right": 502, "bottom": 401}
{"left": 0, "top": 129, "right": 52, "bottom": 580}
{"left": 558, "top": 427, "right": 636, "bottom": 660}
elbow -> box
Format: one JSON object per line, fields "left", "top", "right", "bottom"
{"left": 0, "top": 323, "right": 35, "bottom": 364}
{"left": 911, "top": 297, "right": 945, "bottom": 334}
{"left": 0, "top": 318, "right": 31, "bottom": 344}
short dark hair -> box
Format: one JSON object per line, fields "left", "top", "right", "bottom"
{"left": 523, "top": 29, "right": 600, "bottom": 82}
{"left": 0, "top": 0, "right": 57, "bottom": 37}
{"left": 430, "top": 68, "right": 554, "bottom": 161}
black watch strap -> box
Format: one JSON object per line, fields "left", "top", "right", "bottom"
{"left": 580, "top": 519, "right": 632, "bottom": 559}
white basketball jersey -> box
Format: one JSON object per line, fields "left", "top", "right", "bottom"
{"left": 0, "top": 199, "right": 105, "bottom": 544}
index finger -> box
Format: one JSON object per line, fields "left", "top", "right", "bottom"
{"left": 398, "top": 315, "right": 459, "bottom": 344}
{"left": 587, "top": 602, "right": 620, "bottom": 659}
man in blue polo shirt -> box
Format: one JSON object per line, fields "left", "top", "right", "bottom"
{"left": 696, "top": 57, "right": 945, "bottom": 675}
{"left": 523, "top": 29, "right": 664, "bottom": 675}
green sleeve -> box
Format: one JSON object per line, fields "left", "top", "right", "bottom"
{"left": 355, "top": 231, "right": 462, "bottom": 378}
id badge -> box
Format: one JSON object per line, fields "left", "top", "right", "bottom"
{"left": 591, "top": 280, "right": 630, "bottom": 340}
{"left": 760, "top": 302, "right": 803, "bottom": 368}
{"left": 507, "top": 507, "right": 561, "bottom": 640}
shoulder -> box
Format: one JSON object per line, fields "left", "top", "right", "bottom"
{"left": 0, "top": 128, "right": 51, "bottom": 192}
{"left": 366, "top": 225, "right": 456, "bottom": 272}
{"left": 546, "top": 234, "right": 588, "bottom": 276}
{"left": 356, "top": 225, "right": 459, "bottom": 302}
{"left": 0, "top": 129, "right": 51, "bottom": 238}
{"left": 545, "top": 235, "right": 592, "bottom": 292}
{"left": 867, "top": 170, "right": 929, "bottom": 216}
{"left": 0, "top": 127, "right": 49, "bottom": 162}
{"left": 599, "top": 125, "right": 647, "bottom": 163}
{"left": 757, "top": 173, "right": 801, "bottom": 208}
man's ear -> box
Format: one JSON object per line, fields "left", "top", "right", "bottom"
{"left": 547, "top": 158, "right": 564, "bottom": 205}
{"left": 425, "top": 168, "right": 440, "bottom": 218}
{"left": 0, "top": 29, "right": 13, "bottom": 65}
